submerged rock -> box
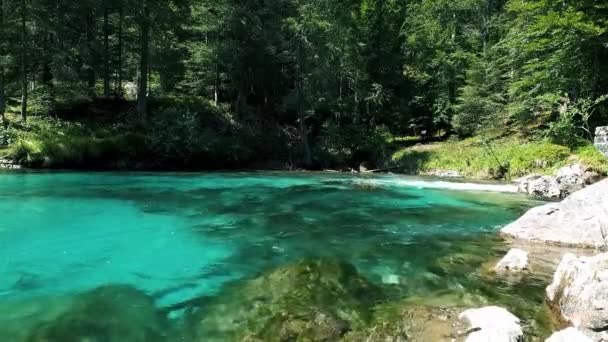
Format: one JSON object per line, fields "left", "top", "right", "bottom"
{"left": 494, "top": 249, "right": 529, "bottom": 272}
{"left": 27, "top": 285, "right": 170, "bottom": 342}
{"left": 189, "top": 259, "right": 382, "bottom": 342}
{"left": 545, "top": 328, "right": 592, "bottom": 342}
{"left": 458, "top": 306, "right": 523, "bottom": 342}
{"left": 546, "top": 253, "right": 608, "bottom": 341}
{"left": 501, "top": 179, "right": 608, "bottom": 248}
{"left": 342, "top": 304, "right": 464, "bottom": 341}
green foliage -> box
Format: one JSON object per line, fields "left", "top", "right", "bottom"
{"left": 503, "top": 0, "right": 607, "bottom": 122}
{"left": 318, "top": 124, "right": 391, "bottom": 168}
{"left": 573, "top": 144, "right": 608, "bottom": 175}
{"left": 391, "top": 136, "right": 573, "bottom": 179}
{"left": 544, "top": 95, "right": 608, "bottom": 146}
{"left": 453, "top": 54, "right": 507, "bottom": 136}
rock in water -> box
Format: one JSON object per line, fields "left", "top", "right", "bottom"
{"left": 27, "top": 285, "right": 170, "bottom": 342}
{"left": 494, "top": 249, "right": 529, "bottom": 272}
{"left": 546, "top": 253, "right": 608, "bottom": 341}
{"left": 545, "top": 328, "right": 593, "bottom": 342}
{"left": 458, "top": 306, "right": 523, "bottom": 342}
{"left": 501, "top": 179, "right": 608, "bottom": 248}
{"left": 189, "top": 258, "right": 382, "bottom": 342}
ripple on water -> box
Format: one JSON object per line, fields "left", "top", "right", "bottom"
{"left": 0, "top": 172, "right": 553, "bottom": 341}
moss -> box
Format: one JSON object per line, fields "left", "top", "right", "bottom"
{"left": 26, "top": 285, "right": 171, "bottom": 342}
{"left": 188, "top": 259, "right": 383, "bottom": 342}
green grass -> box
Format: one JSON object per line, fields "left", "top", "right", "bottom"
{"left": 391, "top": 134, "right": 607, "bottom": 179}
{"left": 1, "top": 113, "right": 143, "bottom": 169}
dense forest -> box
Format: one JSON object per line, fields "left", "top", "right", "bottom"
{"left": 0, "top": 0, "right": 606, "bottom": 172}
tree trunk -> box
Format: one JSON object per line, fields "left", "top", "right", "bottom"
{"left": 116, "top": 6, "right": 123, "bottom": 97}
{"left": 86, "top": 9, "right": 95, "bottom": 92}
{"left": 137, "top": 1, "right": 150, "bottom": 119}
{"left": 20, "top": 0, "right": 27, "bottom": 122}
{"left": 103, "top": 6, "right": 111, "bottom": 96}
{"left": 0, "top": 0, "right": 5, "bottom": 123}
{"left": 296, "top": 36, "right": 312, "bottom": 167}
{"left": 213, "top": 19, "right": 220, "bottom": 106}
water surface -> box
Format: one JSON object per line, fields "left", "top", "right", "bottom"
{"left": 0, "top": 171, "right": 551, "bottom": 340}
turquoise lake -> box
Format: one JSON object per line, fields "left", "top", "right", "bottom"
{"left": 0, "top": 172, "right": 551, "bottom": 340}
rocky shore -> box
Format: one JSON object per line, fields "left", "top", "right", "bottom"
{"left": 499, "top": 176, "right": 608, "bottom": 341}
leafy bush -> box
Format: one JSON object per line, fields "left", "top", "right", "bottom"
{"left": 317, "top": 123, "right": 390, "bottom": 168}
{"left": 544, "top": 95, "right": 608, "bottom": 147}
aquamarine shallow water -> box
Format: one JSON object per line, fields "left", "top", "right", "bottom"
{"left": 0, "top": 171, "right": 545, "bottom": 339}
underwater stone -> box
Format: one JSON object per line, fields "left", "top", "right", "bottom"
{"left": 189, "top": 258, "right": 382, "bottom": 342}
{"left": 494, "top": 249, "right": 529, "bottom": 272}
{"left": 26, "top": 285, "right": 170, "bottom": 342}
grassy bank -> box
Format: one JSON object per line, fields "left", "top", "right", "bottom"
{"left": 1, "top": 100, "right": 606, "bottom": 178}
{"left": 390, "top": 134, "right": 608, "bottom": 180}
{"left": 0, "top": 98, "right": 287, "bottom": 170}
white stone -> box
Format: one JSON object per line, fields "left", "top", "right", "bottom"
{"left": 501, "top": 179, "right": 608, "bottom": 248}
{"left": 555, "top": 164, "right": 586, "bottom": 178}
{"left": 546, "top": 253, "right": 608, "bottom": 341}
{"left": 515, "top": 174, "right": 542, "bottom": 194}
{"left": 459, "top": 306, "right": 523, "bottom": 342}
{"left": 545, "top": 328, "right": 592, "bottom": 342}
{"left": 528, "top": 176, "right": 561, "bottom": 199}
{"left": 494, "top": 249, "right": 529, "bottom": 272}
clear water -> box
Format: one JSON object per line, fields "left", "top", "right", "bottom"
{"left": 0, "top": 171, "right": 551, "bottom": 340}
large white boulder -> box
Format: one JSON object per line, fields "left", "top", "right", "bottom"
{"left": 546, "top": 253, "right": 608, "bottom": 341}
{"left": 494, "top": 249, "right": 529, "bottom": 272}
{"left": 501, "top": 179, "right": 608, "bottom": 248}
{"left": 459, "top": 306, "right": 524, "bottom": 342}
{"left": 545, "top": 328, "right": 592, "bottom": 342}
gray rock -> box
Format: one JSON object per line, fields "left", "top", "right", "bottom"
{"left": 528, "top": 175, "right": 561, "bottom": 199}
{"left": 595, "top": 126, "right": 608, "bottom": 157}
{"left": 515, "top": 174, "right": 542, "bottom": 194}
{"left": 545, "top": 328, "right": 592, "bottom": 342}
{"left": 516, "top": 164, "right": 603, "bottom": 200}
{"left": 583, "top": 171, "right": 602, "bottom": 185}
{"left": 458, "top": 306, "right": 523, "bottom": 342}
{"left": 555, "top": 164, "right": 587, "bottom": 197}
{"left": 555, "top": 164, "right": 586, "bottom": 179}
{"left": 546, "top": 253, "right": 608, "bottom": 341}
{"left": 501, "top": 179, "right": 608, "bottom": 248}
{"left": 494, "top": 249, "right": 529, "bottom": 272}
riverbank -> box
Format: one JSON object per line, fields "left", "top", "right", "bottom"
{"left": 390, "top": 134, "right": 608, "bottom": 180}
{"left": 2, "top": 109, "right": 607, "bottom": 180}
